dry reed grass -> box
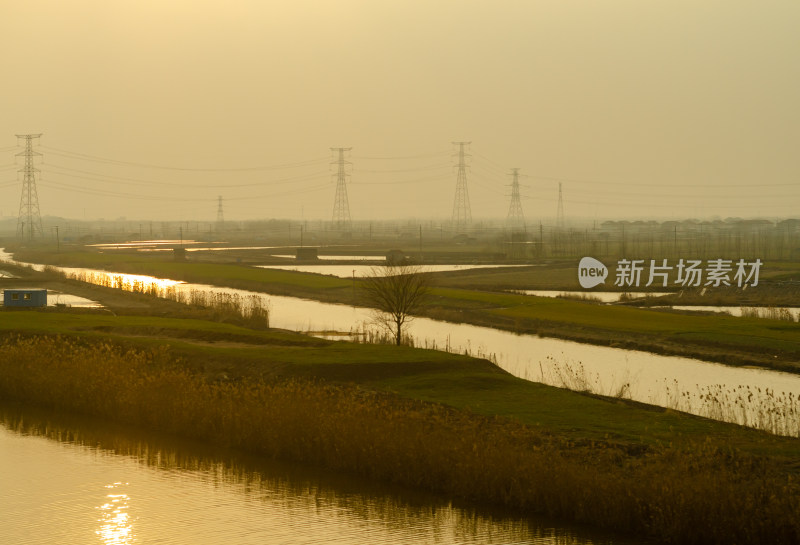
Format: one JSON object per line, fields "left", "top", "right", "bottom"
{"left": 556, "top": 292, "right": 603, "bottom": 303}
{"left": 0, "top": 335, "right": 798, "bottom": 544}
{"left": 740, "top": 306, "right": 797, "bottom": 322}
{"left": 56, "top": 268, "right": 270, "bottom": 328}
{"left": 662, "top": 380, "right": 800, "bottom": 438}
{"left": 539, "top": 356, "right": 632, "bottom": 399}
{"left": 346, "top": 322, "right": 501, "bottom": 364}
{"left": 542, "top": 357, "right": 800, "bottom": 438}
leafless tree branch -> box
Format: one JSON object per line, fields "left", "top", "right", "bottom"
{"left": 360, "top": 263, "right": 432, "bottom": 345}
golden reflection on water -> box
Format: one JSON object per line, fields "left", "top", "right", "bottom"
{"left": 62, "top": 269, "right": 183, "bottom": 292}
{"left": 1, "top": 403, "right": 625, "bottom": 545}
{"left": 96, "top": 482, "right": 134, "bottom": 544}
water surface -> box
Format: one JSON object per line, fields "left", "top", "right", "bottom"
{"left": 0, "top": 402, "right": 634, "bottom": 545}
{"left": 256, "top": 264, "right": 528, "bottom": 278}
{"left": 514, "top": 290, "right": 670, "bottom": 303}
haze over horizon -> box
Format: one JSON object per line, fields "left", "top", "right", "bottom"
{"left": 3, "top": 1, "right": 799, "bottom": 223}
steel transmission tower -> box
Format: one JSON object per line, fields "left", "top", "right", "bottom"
{"left": 451, "top": 141, "right": 472, "bottom": 232}
{"left": 216, "top": 195, "right": 224, "bottom": 231}
{"left": 331, "top": 147, "right": 352, "bottom": 230}
{"left": 556, "top": 182, "right": 566, "bottom": 230}
{"left": 506, "top": 168, "right": 525, "bottom": 230}
{"left": 16, "top": 134, "right": 44, "bottom": 242}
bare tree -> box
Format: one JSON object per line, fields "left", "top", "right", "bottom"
{"left": 360, "top": 263, "right": 432, "bottom": 345}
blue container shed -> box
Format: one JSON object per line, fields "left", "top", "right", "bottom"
{"left": 4, "top": 289, "right": 47, "bottom": 307}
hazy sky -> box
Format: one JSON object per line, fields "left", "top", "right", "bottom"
{"left": 2, "top": 1, "right": 799, "bottom": 223}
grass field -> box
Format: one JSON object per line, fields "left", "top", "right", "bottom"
{"left": 10, "top": 247, "right": 800, "bottom": 373}
{"left": 1, "top": 309, "right": 798, "bottom": 457}
{"left": 1, "top": 308, "right": 799, "bottom": 543}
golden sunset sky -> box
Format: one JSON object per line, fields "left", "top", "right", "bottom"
{"left": 3, "top": 1, "right": 799, "bottom": 222}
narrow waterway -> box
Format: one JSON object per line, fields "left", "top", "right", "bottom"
{"left": 512, "top": 290, "right": 671, "bottom": 303}
{"left": 0, "top": 402, "right": 637, "bottom": 545}
{"left": 3, "top": 251, "right": 799, "bottom": 436}
{"left": 515, "top": 290, "right": 800, "bottom": 319}
{"left": 255, "top": 263, "right": 529, "bottom": 278}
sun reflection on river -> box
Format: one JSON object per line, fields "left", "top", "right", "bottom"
{"left": 60, "top": 268, "right": 184, "bottom": 293}
{"left": 1, "top": 403, "right": 630, "bottom": 545}
{"left": 96, "top": 482, "right": 134, "bottom": 544}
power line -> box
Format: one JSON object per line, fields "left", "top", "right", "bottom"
{"left": 42, "top": 162, "right": 329, "bottom": 189}
{"left": 468, "top": 172, "right": 508, "bottom": 196}
{"left": 519, "top": 192, "right": 800, "bottom": 211}
{"left": 472, "top": 151, "right": 800, "bottom": 189}
{"left": 353, "top": 151, "right": 449, "bottom": 160}
{"left": 355, "top": 164, "right": 451, "bottom": 174}
{"left": 38, "top": 176, "right": 333, "bottom": 203}
{"left": 40, "top": 146, "right": 329, "bottom": 172}
{"left": 38, "top": 179, "right": 184, "bottom": 201}
{"left": 226, "top": 182, "right": 330, "bottom": 201}
{"left": 8, "top": 141, "right": 795, "bottom": 220}
{"left": 350, "top": 173, "right": 450, "bottom": 186}
{"left": 32, "top": 143, "right": 800, "bottom": 189}
{"left": 527, "top": 173, "right": 800, "bottom": 189}
{"left": 472, "top": 152, "right": 508, "bottom": 171}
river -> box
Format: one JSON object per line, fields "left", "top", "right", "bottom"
{"left": 0, "top": 401, "right": 636, "bottom": 545}
{"left": 2, "top": 250, "right": 799, "bottom": 435}
{"left": 0, "top": 253, "right": 791, "bottom": 544}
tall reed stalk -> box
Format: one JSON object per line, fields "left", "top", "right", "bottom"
{"left": 57, "top": 268, "right": 270, "bottom": 328}
{"left": 542, "top": 357, "right": 800, "bottom": 438}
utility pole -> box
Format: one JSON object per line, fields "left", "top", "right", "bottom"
{"left": 506, "top": 168, "right": 525, "bottom": 231}
{"left": 556, "top": 182, "right": 565, "bottom": 230}
{"left": 16, "top": 134, "right": 44, "bottom": 242}
{"left": 331, "top": 147, "right": 352, "bottom": 231}
{"left": 451, "top": 141, "right": 472, "bottom": 233}
{"left": 52, "top": 226, "right": 60, "bottom": 253}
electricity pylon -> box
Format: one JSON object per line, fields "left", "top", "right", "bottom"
{"left": 331, "top": 147, "right": 352, "bottom": 230}
{"left": 216, "top": 195, "right": 224, "bottom": 231}
{"left": 556, "top": 182, "right": 565, "bottom": 230}
{"left": 451, "top": 141, "right": 471, "bottom": 232}
{"left": 506, "top": 168, "right": 525, "bottom": 230}
{"left": 16, "top": 134, "right": 44, "bottom": 242}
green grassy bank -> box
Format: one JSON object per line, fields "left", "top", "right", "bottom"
{"left": 13, "top": 248, "right": 800, "bottom": 373}
{"left": 0, "top": 310, "right": 799, "bottom": 544}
